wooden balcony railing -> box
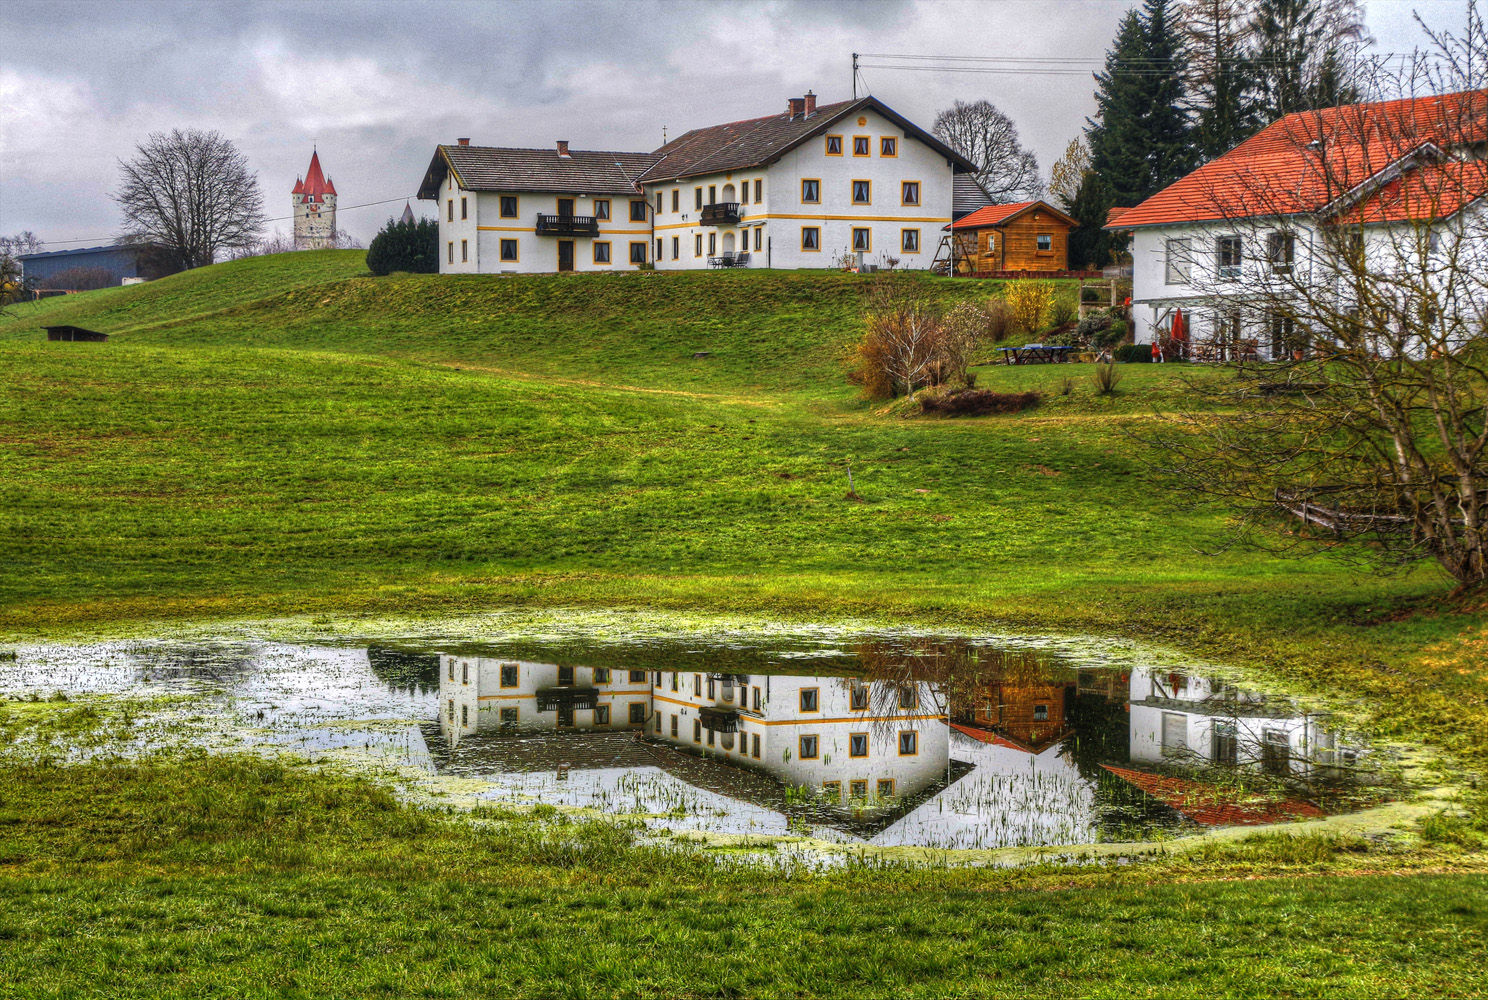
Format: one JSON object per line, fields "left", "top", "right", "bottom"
{"left": 700, "top": 202, "right": 741, "bottom": 226}
{"left": 535, "top": 214, "right": 600, "bottom": 236}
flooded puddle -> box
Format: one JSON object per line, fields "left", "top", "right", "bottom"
{"left": 0, "top": 626, "right": 1406, "bottom": 853}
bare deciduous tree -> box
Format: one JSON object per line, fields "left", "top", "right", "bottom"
{"left": 933, "top": 99, "right": 1043, "bottom": 202}
{"left": 114, "top": 128, "right": 266, "bottom": 271}
{"left": 229, "top": 227, "right": 363, "bottom": 260}
{"left": 1048, "top": 138, "right": 1092, "bottom": 211}
{"left": 0, "top": 231, "right": 43, "bottom": 257}
{"left": 1146, "top": 16, "right": 1488, "bottom": 591}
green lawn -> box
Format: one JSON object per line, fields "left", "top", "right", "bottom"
{"left": 1, "top": 756, "right": 1484, "bottom": 999}
{"left": 3, "top": 253, "right": 1487, "bottom": 996}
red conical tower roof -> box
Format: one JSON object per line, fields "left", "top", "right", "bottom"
{"left": 324, "top": 175, "right": 336, "bottom": 196}
{"left": 302, "top": 151, "right": 331, "bottom": 199}
{"left": 292, "top": 178, "right": 304, "bottom": 195}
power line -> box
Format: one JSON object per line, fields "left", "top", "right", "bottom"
{"left": 27, "top": 194, "right": 419, "bottom": 248}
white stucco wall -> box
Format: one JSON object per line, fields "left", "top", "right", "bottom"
{"left": 644, "top": 108, "right": 956, "bottom": 272}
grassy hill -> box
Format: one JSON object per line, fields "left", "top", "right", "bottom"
{"left": 4, "top": 251, "right": 1487, "bottom": 997}
{"left": 1, "top": 252, "right": 1484, "bottom": 761}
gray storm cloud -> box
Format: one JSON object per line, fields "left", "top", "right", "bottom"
{"left": 0, "top": 0, "right": 1454, "bottom": 247}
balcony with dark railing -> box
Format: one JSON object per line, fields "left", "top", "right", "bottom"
{"left": 700, "top": 202, "right": 741, "bottom": 226}
{"left": 535, "top": 213, "right": 600, "bottom": 236}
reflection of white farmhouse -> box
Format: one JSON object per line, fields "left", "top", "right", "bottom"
{"left": 438, "top": 657, "right": 653, "bottom": 741}
{"left": 1127, "top": 668, "right": 1359, "bottom": 778}
{"left": 438, "top": 659, "right": 948, "bottom": 803}
{"left": 649, "top": 671, "right": 948, "bottom": 804}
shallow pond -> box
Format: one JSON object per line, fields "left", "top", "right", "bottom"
{"left": 0, "top": 624, "right": 1406, "bottom": 852}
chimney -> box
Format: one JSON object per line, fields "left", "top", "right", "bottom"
{"left": 788, "top": 97, "right": 806, "bottom": 119}
{"left": 803, "top": 91, "right": 817, "bottom": 116}
{"left": 556, "top": 140, "right": 571, "bottom": 158}
{"left": 457, "top": 137, "right": 470, "bottom": 146}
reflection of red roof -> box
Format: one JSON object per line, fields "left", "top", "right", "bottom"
{"left": 1114, "top": 90, "right": 1488, "bottom": 229}
{"left": 953, "top": 200, "right": 1076, "bottom": 230}
{"left": 950, "top": 723, "right": 1025, "bottom": 749}
{"left": 1101, "top": 765, "right": 1326, "bottom": 826}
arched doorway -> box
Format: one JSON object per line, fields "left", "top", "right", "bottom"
{"left": 722, "top": 232, "right": 736, "bottom": 255}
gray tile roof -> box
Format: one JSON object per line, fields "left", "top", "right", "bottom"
{"left": 952, "top": 174, "right": 996, "bottom": 219}
{"left": 418, "top": 145, "right": 662, "bottom": 198}
{"left": 636, "top": 96, "right": 977, "bottom": 183}
{"left": 417, "top": 96, "right": 977, "bottom": 200}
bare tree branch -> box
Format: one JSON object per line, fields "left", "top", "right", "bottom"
{"left": 112, "top": 128, "right": 266, "bottom": 271}
{"left": 932, "top": 99, "right": 1044, "bottom": 202}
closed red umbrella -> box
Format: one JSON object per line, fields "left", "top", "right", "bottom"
{"left": 1169, "top": 308, "right": 1188, "bottom": 360}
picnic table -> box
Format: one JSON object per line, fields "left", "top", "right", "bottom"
{"left": 997, "top": 344, "right": 1075, "bottom": 365}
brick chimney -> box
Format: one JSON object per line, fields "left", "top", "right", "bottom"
{"left": 556, "top": 140, "right": 571, "bottom": 158}
{"left": 787, "top": 97, "right": 805, "bottom": 119}
{"left": 457, "top": 137, "right": 470, "bottom": 146}
{"left": 803, "top": 91, "right": 817, "bottom": 116}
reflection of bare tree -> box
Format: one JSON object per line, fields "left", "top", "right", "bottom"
{"left": 851, "top": 640, "right": 1080, "bottom": 745}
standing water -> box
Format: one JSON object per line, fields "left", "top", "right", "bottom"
{"left": 0, "top": 627, "right": 1404, "bottom": 852}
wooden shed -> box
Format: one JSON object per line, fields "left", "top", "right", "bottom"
{"left": 950, "top": 201, "right": 1078, "bottom": 273}
{"left": 44, "top": 325, "right": 108, "bottom": 342}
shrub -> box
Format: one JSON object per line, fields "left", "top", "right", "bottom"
{"left": 1050, "top": 290, "right": 1077, "bottom": 327}
{"left": 848, "top": 278, "right": 944, "bottom": 399}
{"left": 366, "top": 217, "right": 439, "bottom": 276}
{"left": 38, "top": 266, "right": 115, "bottom": 291}
{"left": 1075, "top": 311, "right": 1112, "bottom": 346}
{"left": 1114, "top": 343, "right": 1153, "bottom": 363}
{"left": 919, "top": 388, "right": 1040, "bottom": 416}
{"left": 1004, "top": 280, "right": 1054, "bottom": 336}
{"left": 983, "top": 298, "right": 1012, "bottom": 342}
{"left": 1091, "top": 362, "right": 1124, "bottom": 394}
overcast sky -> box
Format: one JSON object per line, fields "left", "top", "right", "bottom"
{"left": 0, "top": 0, "right": 1471, "bottom": 248}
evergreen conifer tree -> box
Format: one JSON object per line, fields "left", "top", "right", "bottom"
{"left": 1067, "top": 171, "right": 1115, "bottom": 270}
{"left": 366, "top": 217, "right": 439, "bottom": 275}
{"left": 1087, "top": 0, "right": 1196, "bottom": 207}
{"left": 1179, "top": 0, "right": 1262, "bottom": 160}
{"left": 1250, "top": 0, "right": 1367, "bottom": 122}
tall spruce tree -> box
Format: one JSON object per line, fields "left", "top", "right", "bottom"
{"left": 1178, "top": 0, "right": 1262, "bottom": 160}
{"left": 1067, "top": 170, "right": 1116, "bottom": 270}
{"left": 1087, "top": 0, "right": 1196, "bottom": 207}
{"left": 1250, "top": 0, "right": 1367, "bottom": 122}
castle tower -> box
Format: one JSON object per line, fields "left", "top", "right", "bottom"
{"left": 292, "top": 150, "right": 337, "bottom": 249}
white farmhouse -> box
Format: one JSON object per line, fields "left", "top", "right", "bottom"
{"left": 416, "top": 92, "right": 978, "bottom": 274}
{"left": 1114, "top": 90, "right": 1488, "bottom": 358}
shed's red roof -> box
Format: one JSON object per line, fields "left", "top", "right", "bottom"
{"left": 1114, "top": 90, "right": 1488, "bottom": 229}
{"left": 952, "top": 200, "right": 1076, "bottom": 230}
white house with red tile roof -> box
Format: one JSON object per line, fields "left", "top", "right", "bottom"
{"left": 292, "top": 150, "right": 337, "bottom": 250}
{"left": 416, "top": 92, "right": 977, "bottom": 274}
{"left": 1112, "top": 91, "right": 1488, "bottom": 357}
